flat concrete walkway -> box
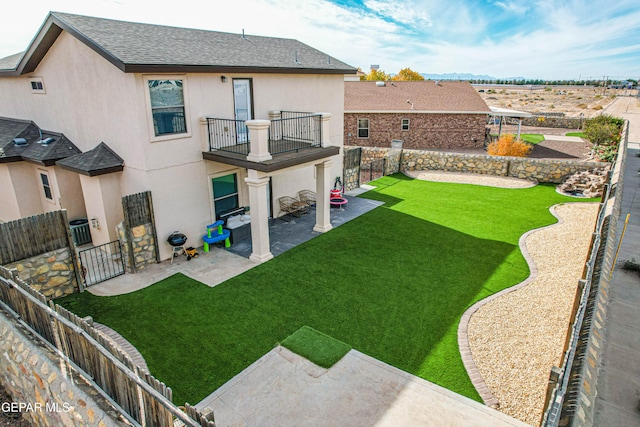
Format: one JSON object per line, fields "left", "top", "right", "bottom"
{"left": 593, "top": 97, "right": 640, "bottom": 425}
{"left": 541, "top": 134, "right": 584, "bottom": 142}
{"left": 197, "top": 347, "right": 528, "bottom": 427}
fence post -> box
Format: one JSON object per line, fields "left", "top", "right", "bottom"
{"left": 61, "top": 210, "right": 86, "bottom": 293}
{"left": 146, "top": 192, "right": 161, "bottom": 264}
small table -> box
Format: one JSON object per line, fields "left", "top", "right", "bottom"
{"left": 330, "top": 197, "right": 348, "bottom": 210}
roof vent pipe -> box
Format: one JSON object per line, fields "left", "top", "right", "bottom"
{"left": 376, "top": 81, "right": 385, "bottom": 87}
{"left": 13, "top": 138, "right": 27, "bottom": 146}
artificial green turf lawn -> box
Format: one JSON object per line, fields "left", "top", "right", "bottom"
{"left": 281, "top": 326, "right": 351, "bottom": 368}
{"left": 566, "top": 132, "right": 586, "bottom": 138}
{"left": 520, "top": 134, "right": 545, "bottom": 144}
{"left": 57, "top": 175, "right": 596, "bottom": 405}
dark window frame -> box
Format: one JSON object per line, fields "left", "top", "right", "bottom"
{"left": 357, "top": 118, "right": 370, "bottom": 138}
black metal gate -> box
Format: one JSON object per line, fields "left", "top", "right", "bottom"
{"left": 78, "top": 240, "right": 125, "bottom": 286}
{"left": 360, "top": 158, "right": 386, "bottom": 184}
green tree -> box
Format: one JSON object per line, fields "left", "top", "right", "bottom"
{"left": 391, "top": 67, "right": 425, "bottom": 81}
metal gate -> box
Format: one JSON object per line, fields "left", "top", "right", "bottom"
{"left": 360, "top": 158, "right": 386, "bottom": 184}
{"left": 78, "top": 240, "right": 125, "bottom": 286}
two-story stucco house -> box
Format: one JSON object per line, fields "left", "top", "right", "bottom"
{"left": 0, "top": 12, "right": 356, "bottom": 262}
{"left": 344, "top": 80, "right": 491, "bottom": 150}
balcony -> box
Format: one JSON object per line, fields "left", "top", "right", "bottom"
{"left": 202, "top": 111, "right": 339, "bottom": 172}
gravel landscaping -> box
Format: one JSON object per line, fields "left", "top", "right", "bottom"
{"left": 467, "top": 203, "right": 599, "bottom": 425}
{"left": 408, "top": 171, "right": 599, "bottom": 425}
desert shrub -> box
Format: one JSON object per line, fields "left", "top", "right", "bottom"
{"left": 487, "top": 134, "right": 533, "bottom": 157}
{"left": 584, "top": 114, "right": 624, "bottom": 161}
{"left": 578, "top": 103, "right": 587, "bottom": 108}
{"left": 593, "top": 105, "right": 604, "bottom": 110}
{"left": 594, "top": 94, "right": 602, "bottom": 99}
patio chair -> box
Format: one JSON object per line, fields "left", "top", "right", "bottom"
{"left": 278, "top": 196, "right": 308, "bottom": 222}
{"left": 298, "top": 190, "right": 317, "bottom": 209}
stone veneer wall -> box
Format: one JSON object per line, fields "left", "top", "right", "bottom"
{"left": 521, "top": 115, "right": 584, "bottom": 129}
{"left": 0, "top": 312, "right": 125, "bottom": 426}
{"left": 400, "top": 149, "right": 607, "bottom": 183}
{"left": 345, "top": 113, "right": 487, "bottom": 150}
{"left": 5, "top": 247, "right": 78, "bottom": 298}
{"left": 116, "top": 222, "right": 157, "bottom": 273}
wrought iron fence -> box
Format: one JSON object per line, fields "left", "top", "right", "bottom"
{"left": 269, "top": 114, "right": 322, "bottom": 154}
{"left": 206, "top": 117, "right": 250, "bottom": 154}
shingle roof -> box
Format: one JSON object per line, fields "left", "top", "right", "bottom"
{"left": 344, "top": 81, "right": 491, "bottom": 113}
{"left": 56, "top": 142, "right": 124, "bottom": 176}
{"left": 21, "top": 132, "right": 82, "bottom": 166}
{"left": 1, "top": 12, "right": 356, "bottom": 75}
{"left": 0, "top": 117, "right": 39, "bottom": 162}
{"left": 0, "top": 117, "right": 81, "bottom": 165}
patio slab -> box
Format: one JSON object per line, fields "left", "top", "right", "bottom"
{"left": 197, "top": 346, "right": 528, "bottom": 427}
{"left": 88, "top": 195, "right": 382, "bottom": 296}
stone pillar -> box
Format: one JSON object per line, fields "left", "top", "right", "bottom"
{"left": 246, "top": 120, "right": 272, "bottom": 162}
{"left": 313, "top": 113, "right": 333, "bottom": 148}
{"left": 245, "top": 170, "right": 273, "bottom": 263}
{"left": 313, "top": 160, "right": 333, "bottom": 233}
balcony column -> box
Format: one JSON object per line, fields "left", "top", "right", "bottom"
{"left": 313, "top": 113, "right": 333, "bottom": 148}
{"left": 199, "top": 117, "right": 210, "bottom": 152}
{"left": 269, "top": 110, "right": 281, "bottom": 121}
{"left": 245, "top": 170, "right": 273, "bottom": 263}
{"left": 313, "top": 159, "right": 333, "bottom": 233}
{"left": 246, "top": 120, "right": 272, "bottom": 162}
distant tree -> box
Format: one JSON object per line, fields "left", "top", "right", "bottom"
{"left": 391, "top": 68, "right": 425, "bottom": 81}
{"left": 362, "top": 68, "right": 391, "bottom": 81}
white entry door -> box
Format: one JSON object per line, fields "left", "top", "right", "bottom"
{"left": 233, "top": 79, "right": 252, "bottom": 142}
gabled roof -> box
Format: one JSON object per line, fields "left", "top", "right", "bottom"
{"left": 344, "top": 81, "right": 491, "bottom": 114}
{"left": 0, "top": 117, "right": 81, "bottom": 166}
{"left": 56, "top": 142, "right": 124, "bottom": 176}
{"left": 0, "top": 12, "right": 357, "bottom": 76}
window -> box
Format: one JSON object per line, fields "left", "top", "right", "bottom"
{"left": 148, "top": 79, "right": 187, "bottom": 136}
{"left": 401, "top": 118, "right": 410, "bottom": 131}
{"left": 212, "top": 174, "right": 239, "bottom": 218}
{"left": 39, "top": 172, "right": 53, "bottom": 201}
{"left": 29, "top": 77, "right": 45, "bottom": 94}
{"left": 358, "top": 118, "right": 369, "bottom": 138}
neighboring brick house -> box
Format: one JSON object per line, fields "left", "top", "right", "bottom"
{"left": 344, "top": 81, "right": 491, "bottom": 150}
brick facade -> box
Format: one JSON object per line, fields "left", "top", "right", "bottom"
{"left": 344, "top": 112, "right": 487, "bottom": 150}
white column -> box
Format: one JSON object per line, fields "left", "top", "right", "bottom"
{"left": 516, "top": 118, "right": 522, "bottom": 141}
{"left": 313, "top": 159, "right": 333, "bottom": 233}
{"left": 246, "top": 120, "right": 272, "bottom": 162}
{"left": 313, "top": 113, "right": 333, "bottom": 148}
{"left": 245, "top": 170, "right": 273, "bottom": 263}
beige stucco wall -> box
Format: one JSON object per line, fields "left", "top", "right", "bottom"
{"left": 79, "top": 173, "right": 123, "bottom": 245}
{"left": 0, "top": 164, "right": 21, "bottom": 221}
{"left": 54, "top": 167, "right": 86, "bottom": 220}
{"left": 0, "top": 29, "right": 346, "bottom": 260}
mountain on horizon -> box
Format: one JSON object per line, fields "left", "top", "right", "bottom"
{"left": 418, "top": 72, "right": 530, "bottom": 81}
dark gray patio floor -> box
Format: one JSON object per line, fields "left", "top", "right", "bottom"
{"left": 227, "top": 195, "right": 383, "bottom": 259}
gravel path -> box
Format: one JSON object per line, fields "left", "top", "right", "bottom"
{"left": 466, "top": 203, "right": 599, "bottom": 426}
{"left": 404, "top": 170, "right": 536, "bottom": 188}
{"left": 409, "top": 171, "right": 599, "bottom": 424}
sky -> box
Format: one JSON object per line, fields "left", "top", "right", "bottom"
{"left": 0, "top": 0, "right": 638, "bottom": 81}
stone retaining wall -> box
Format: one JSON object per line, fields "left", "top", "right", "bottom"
{"left": 521, "top": 115, "right": 584, "bottom": 129}
{"left": 400, "top": 149, "right": 607, "bottom": 183}
{"left": 5, "top": 247, "right": 78, "bottom": 298}
{"left": 117, "top": 222, "right": 156, "bottom": 273}
{"left": 0, "top": 312, "right": 125, "bottom": 426}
